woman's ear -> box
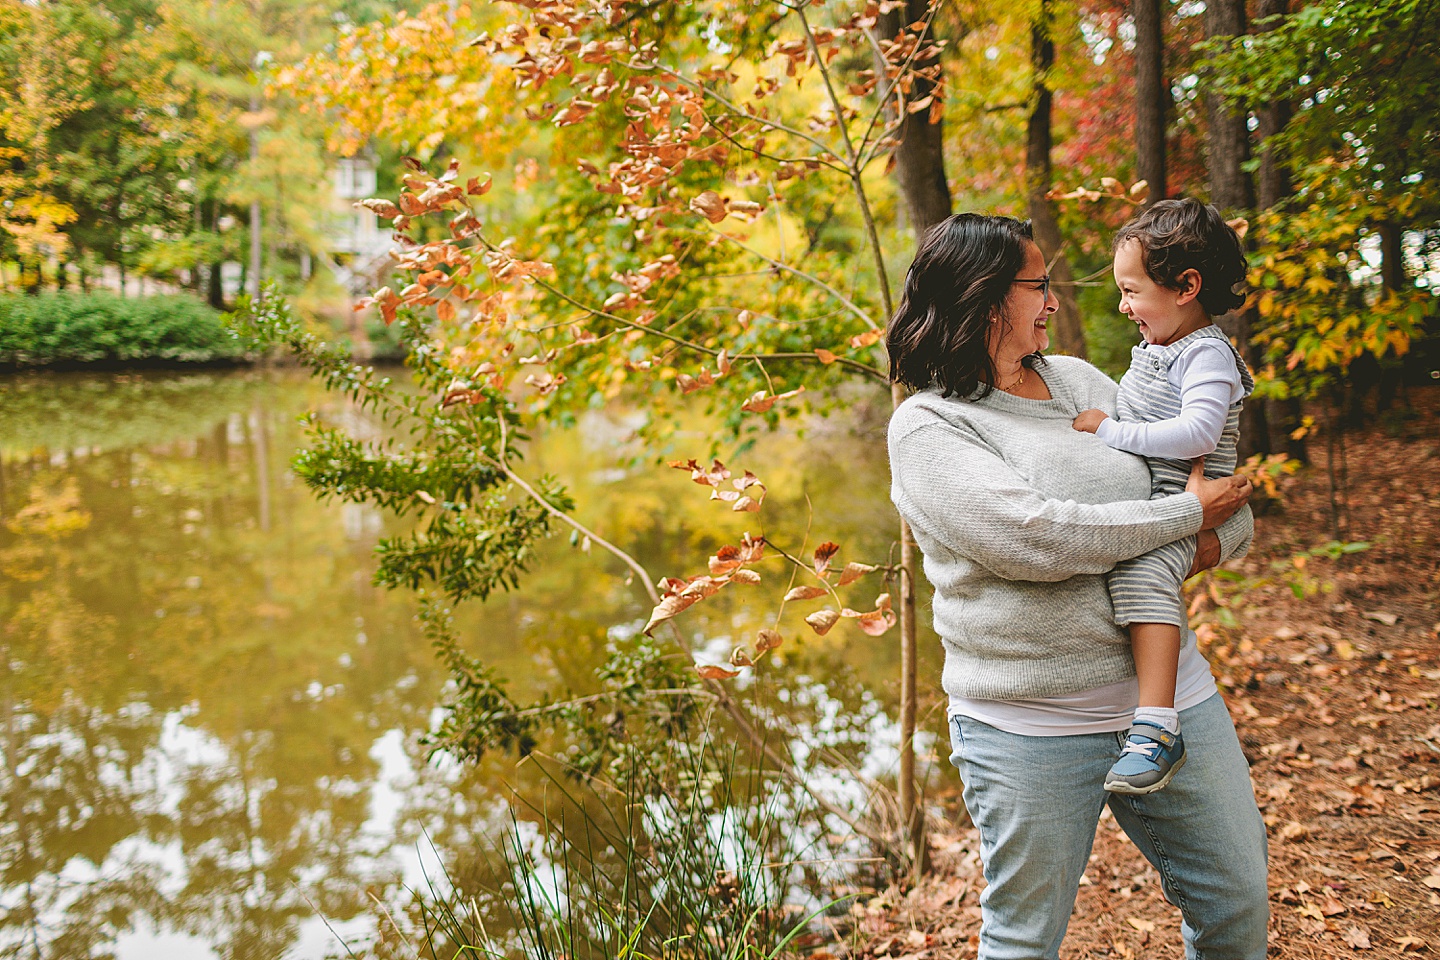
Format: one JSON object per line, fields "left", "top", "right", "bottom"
{"left": 1175, "top": 268, "right": 1203, "bottom": 306}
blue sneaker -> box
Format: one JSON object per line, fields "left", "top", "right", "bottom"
{"left": 1104, "top": 721, "right": 1186, "bottom": 795}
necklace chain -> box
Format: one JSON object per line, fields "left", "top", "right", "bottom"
{"left": 998, "top": 366, "right": 1026, "bottom": 392}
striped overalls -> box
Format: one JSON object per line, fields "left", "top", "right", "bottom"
{"left": 1107, "top": 325, "right": 1255, "bottom": 627}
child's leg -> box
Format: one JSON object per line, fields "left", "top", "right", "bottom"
{"left": 1129, "top": 622, "right": 1182, "bottom": 744}
{"left": 1131, "top": 622, "right": 1180, "bottom": 710}
{"left": 1105, "top": 541, "right": 1195, "bottom": 795}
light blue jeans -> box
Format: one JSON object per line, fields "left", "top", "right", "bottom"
{"left": 948, "top": 693, "right": 1268, "bottom": 959}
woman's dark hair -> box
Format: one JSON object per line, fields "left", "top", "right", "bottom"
{"left": 887, "top": 213, "right": 1039, "bottom": 398}
{"left": 1113, "top": 197, "right": 1247, "bottom": 316}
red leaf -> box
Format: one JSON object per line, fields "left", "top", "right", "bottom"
{"left": 689, "top": 190, "right": 728, "bottom": 222}
{"left": 784, "top": 585, "right": 828, "bottom": 601}
{"left": 813, "top": 542, "right": 840, "bottom": 576}
{"left": 697, "top": 664, "right": 742, "bottom": 680}
{"left": 837, "top": 562, "right": 876, "bottom": 586}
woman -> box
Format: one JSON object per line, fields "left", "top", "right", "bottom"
{"left": 886, "top": 214, "right": 1267, "bottom": 959}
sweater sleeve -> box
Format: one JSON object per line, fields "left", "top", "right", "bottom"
{"left": 1094, "top": 343, "right": 1241, "bottom": 459}
{"left": 891, "top": 421, "right": 1205, "bottom": 582}
{"left": 1215, "top": 503, "right": 1254, "bottom": 562}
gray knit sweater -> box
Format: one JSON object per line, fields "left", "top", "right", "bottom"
{"left": 888, "top": 355, "right": 1249, "bottom": 700}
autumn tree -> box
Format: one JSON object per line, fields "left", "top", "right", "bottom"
{"left": 1204, "top": 0, "right": 1435, "bottom": 438}
{"left": 268, "top": 0, "right": 965, "bottom": 868}
{"left": 1131, "top": 0, "right": 1166, "bottom": 206}
{"left": 1026, "top": 0, "right": 1085, "bottom": 357}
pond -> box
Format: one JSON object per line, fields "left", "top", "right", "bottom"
{"left": 0, "top": 368, "right": 942, "bottom": 959}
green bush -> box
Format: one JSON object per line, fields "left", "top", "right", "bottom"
{"left": 0, "top": 292, "right": 246, "bottom": 366}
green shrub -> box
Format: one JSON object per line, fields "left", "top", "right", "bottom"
{"left": 0, "top": 292, "right": 246, "bottom": 366}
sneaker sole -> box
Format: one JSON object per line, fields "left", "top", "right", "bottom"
{"left": 1103, "top": 752, "right": 1187, "bottom": 796}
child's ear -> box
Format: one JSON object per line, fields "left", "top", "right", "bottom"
{"left": 1175, "top": 269, "right": 1203, "bottom": 306}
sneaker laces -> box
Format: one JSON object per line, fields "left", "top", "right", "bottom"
{"left": 1121, "top": 740, "right": 1161, "bottom": 759}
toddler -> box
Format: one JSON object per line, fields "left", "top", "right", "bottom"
{"left": 1072, "top": 198, "right": 1254, "bottom": 794}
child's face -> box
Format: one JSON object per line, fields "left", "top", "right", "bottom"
{"left": 1113, "top": 240, "right": 1207, "bottom": 346}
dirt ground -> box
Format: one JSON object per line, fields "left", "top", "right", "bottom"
{"left": 851, "top": 384, "right": 1440, "bottom": 959}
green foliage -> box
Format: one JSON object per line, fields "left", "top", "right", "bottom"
{"left": 1246, "top": 170, "right": 1434, "bottom": 398}
{"left": 0, "top": 292, "right": 244, "bottom": 365}
{"left": 236, "top": 289, "right": 564, "bottom": 608}
{"left": 1204, "top": 0, "right": 1439, "bottom": 220}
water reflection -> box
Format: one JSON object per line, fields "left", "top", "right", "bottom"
{"left": 0, "top": 370, "right": 940, "bottom": 958}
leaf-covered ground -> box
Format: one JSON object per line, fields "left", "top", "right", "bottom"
{"left": 851, "top": 384, "right": 1440, "bottom": 959}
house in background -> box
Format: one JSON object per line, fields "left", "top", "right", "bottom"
{"left": 327, "top": 156, "right": 394, "bottom": 297}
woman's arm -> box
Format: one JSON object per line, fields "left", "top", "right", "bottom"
{"left": 891, "top": 421, "right": 1207, "bottom": 582}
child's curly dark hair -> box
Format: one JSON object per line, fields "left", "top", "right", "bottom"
{"left": 1113, "top": 198, "right": 1247, "bottom": 316}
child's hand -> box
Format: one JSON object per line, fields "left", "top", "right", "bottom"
{"left": 1072, "top": 409, "right": 1109, "bottom": 434}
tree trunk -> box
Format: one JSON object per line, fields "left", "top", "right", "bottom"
{"left": 1204, "top": 0, "right": 1267, "bottom": 459}
{"left": 1253, "top": 1, "right": 1292, "bottom": 213}
{"left": 1204, "top": 0, "right": 1252, "bottom": 214}
{"left": 1252, "top": 0, "right": 1306, "bottom": 462}
{"left": 1377, "top": 222, "right": 1406, "bottom": 293}
{"left": 877, "top": 0, "right": 953, "bottom": 875}
{"left": 249, "top": 89, "right": 263, "bottom": 302}
{"left": 1027, "top": 0, "right": 1086, "bottom": 358}
{"left": 1133, "top": 0, "right": 1167, "bottom": 205}
{"left": 877, "top": 1, "right": 952, "bottom": 235}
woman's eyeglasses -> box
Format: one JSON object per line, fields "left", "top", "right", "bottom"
{"left": 1013, "top": 274, "right": 1052, "bottom": 299}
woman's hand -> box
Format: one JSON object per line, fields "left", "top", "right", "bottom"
{"left": 1186, "top": 529, "right": 1222, "bottom": 578}
{"left": 1186, "top": 458, "right": 1251, "bottom": 529}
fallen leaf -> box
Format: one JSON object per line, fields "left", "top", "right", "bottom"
{"left": 1321, "top": 894, "right": 1347, "bottom": 916}
{"left": 1278, "top": 821, "right": 1309, "bottom": 841}
{"left": 1343, "top": 925, "right": 1372, "bottom": 949}
{"left": 1125, "top": 917, "right": 1156, "bottom": 933}
{"left": 1394, "top": 935, "right": 1428, "bottom": 951}
{"left": 1362, "top": 610, "right": 1399, "bottom": 626}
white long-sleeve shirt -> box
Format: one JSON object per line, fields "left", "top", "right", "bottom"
{"left": 1094, "top": 338, "right": 1246, "bottom": 459}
